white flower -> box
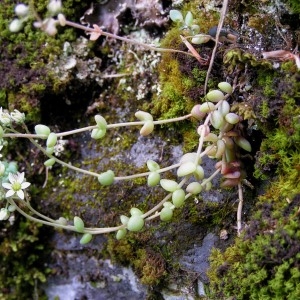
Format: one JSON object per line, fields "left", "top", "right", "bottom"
{"left": 47, "top": 0, "right": 62, "bottom": 15}
{"left": 2, "top": 172, "right": 31, "bottom": 200}
{"left": 0, "top": 208, "right": 10, "bottom": 221}
{"left": 10, "top": 109, "right": 25, "bottom": 124}
{"left": 0, "top": 108, "right": 11, "bottom": 127}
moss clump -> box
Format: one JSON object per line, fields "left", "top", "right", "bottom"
{"left": 0, "top": 219, "right": 51, "bottom": 300}
{"left": 207, "top": 194, "right": 300, "bottom": 299}
{"left": 254, "top": 73, "right": 300, "bottom": 180}
{"left": 106, "top": 235, "right": 166, "bottom": 286}
{"left": 283, "top": 0, "right": 300, "bottom": 13}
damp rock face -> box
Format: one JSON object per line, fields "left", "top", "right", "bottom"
{"left": 44, "top": 233, "right": 147, "bottom": 300}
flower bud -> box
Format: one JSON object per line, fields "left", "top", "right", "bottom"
{"left": 46, "top": 132, "right": 58, "bottom": 147}
{"left": 35, "top": 124, "right": 50, "bottom": 138}
{"left": 218, "top": 82, "right": 233, "bottom": 94}
{"left": 206, "top": 90, "right": 224, "bottom": 102}
{"left": 10, "top": 109, "right": 25, "bottom": 124}
{"left": 160, "top": 179, "right": 179, "bottom": 192}
{"left": 172, "top": 189, "right": 186, "bottom": 208}
{"left": 47, "top": 0, "right": 62, "bottom": 15}
{"left": 98, "top": 170, "right": 114, "bottom": 186}
{"left": 74, "top": 216, "right": 84, "bottom": 233}
{"left": 160, "top": 207, "right": 173, "bottom": 221}
{"left": 140, "top": 120, "right": 154, "bottom": 136}
{"left": 80, "top": 233, "right": 93, "bottom": 245}
{"left": 186, "top": 182, "right": 202, "bottom": 194}
{"left": 0, "top": 208, "right": 10, "bottom": 221}
{"left": 147, "top": 171, "right": 160, "bottom": 187}
{"left": 8, "top": 204, "right": 16, "bottom": 212}
{"left": 177, "top": 161, "right": 196, "bottom": 177}
{"left": 127, "top": 215, "right": 144, "bottom": 232}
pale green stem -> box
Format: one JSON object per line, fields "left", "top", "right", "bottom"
{"left": 237, "top": 182, "right": 243, "bottom": 236}
{"left": 8, "top": 198, "right": 123, "bottom": 234}
{"left": 201, "top": 168, "right": 221, "bottom": 187}
{"left": 3, "top": 114, "right": 191, "bottom": 138}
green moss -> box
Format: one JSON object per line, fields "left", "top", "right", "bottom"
{"left": 223, "top": 48, "right": 272, "bottom": 73}
{"left": 257, "top": 71, "right": 277, "bottom": 98}
{"left": 283, "top": 0, "right": 300, "bottom": 13}
{"left": 254, "top": 77, "right": 300, "bottom": 181}
{"left": 260, "top": 99, "right": 270, "bottom": 119}
{"left": 208, "top": 194, "right": 300, "bottom": 299}
{"left": 106, "top": 235, "right": 166, "bottom": 286}
{"left": 0, "top": 219, "right": 50, "bottom": 300}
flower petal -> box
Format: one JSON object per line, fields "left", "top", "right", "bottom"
{"left": 5, "top": 190, "right": 15, "bottom": 198}
{"left": 18, "top": 172, "right": 25, "bottom": 183}
{"left": 21, "top": 182, "right": 31, "bottom": 189}
{"left": 2, "top": 183, "right": 12, "bottom": 189}
{"left": 16, "top": 190, "right": 25, "bottom": 200}
{"left": 8, "top": 173, "right": 15, "bottom": 183}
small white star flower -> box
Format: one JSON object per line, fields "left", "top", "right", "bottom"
{"left": 2, "top": 172, "right": 31, "bottom": 200}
